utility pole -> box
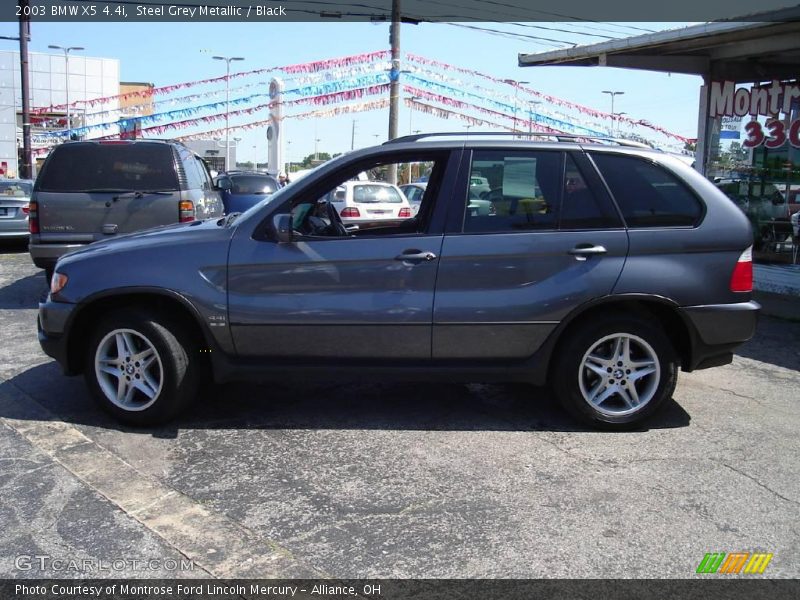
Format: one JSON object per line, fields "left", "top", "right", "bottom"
{"left": 387, "top": 0, "right": 400, "bottom": 184}
{"left": 351, "top": 119, "right": 357, "bottom": 150}
{"left": 18, "top": 0, "right": 32, "bottom": 179}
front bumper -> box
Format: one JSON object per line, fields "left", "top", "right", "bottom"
{"left": 38, "top": 297, "right": 79, "bottom": 375}
{"left": 682, "top": 300, "right": 760, "bottom": 370}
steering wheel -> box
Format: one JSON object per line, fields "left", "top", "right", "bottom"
{"left": 325, "top": 201, "right": 349, "bottom": 237}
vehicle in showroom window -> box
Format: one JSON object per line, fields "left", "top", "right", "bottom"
{"left": 38, "top": 133, "right": 759, "bottom": 429}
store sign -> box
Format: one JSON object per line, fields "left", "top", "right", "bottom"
{"left": 720, "top": 116, "right": 742, "bottom": 140}
{"left": 709, "top": 80, "right": 800, "bottom": 149}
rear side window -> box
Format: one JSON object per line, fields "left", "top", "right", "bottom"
{"left": 38, "top": 143, "right": 179, "bottom": 192}
{"left": 590, "top": 153, "right": 702, "bottom": 227}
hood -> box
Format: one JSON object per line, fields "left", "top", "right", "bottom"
{"left": 57, "top": 218, "right": 233, "bottom": 266}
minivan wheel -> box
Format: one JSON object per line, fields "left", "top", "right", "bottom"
{"left": 84, "top": 310, "right": 198, "bottom": 425}
{"left": 553, "top": 316, "right": 678, "bottom": 429}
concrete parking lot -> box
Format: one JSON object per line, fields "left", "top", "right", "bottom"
{"left": 1, "top": 241, "right": 798, "bottom": 579}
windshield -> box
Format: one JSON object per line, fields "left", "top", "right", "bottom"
{"left": 37, "top": 143, "right": 179, "bottom": 192}
{"left": 0, "top": 181, "right": 33, "bottom": 196}
{"left": 353, "top": 184, "right": 403, "bottom": 204}
{"left": 229, "top": 174, "right": 278, "bottom": 195}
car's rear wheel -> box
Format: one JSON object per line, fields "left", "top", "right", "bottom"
{"left": 84, "top": 309, "right": 198, "bottom": 425}
{"left": 553, "top": 316, "right": 678, "bottom": 429}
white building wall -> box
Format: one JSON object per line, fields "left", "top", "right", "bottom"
{"left": 0, "top": 50, "right": 120, "bottom": 178}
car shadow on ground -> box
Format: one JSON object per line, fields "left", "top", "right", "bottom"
{"left": 0, "top": 272, "right": 46, "bottom": 309}
{"left": 0, "top": 361, "right": 691, "bottom": 437}
{"left": 0, "top": 239, "right": 29, "bottom": 254}
{"left": 733, "top": 315, "right": 800, "bottom": 372}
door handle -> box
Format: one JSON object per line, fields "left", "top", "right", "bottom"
{"left": 395, "top": 250, "right": 437, "bottom": 263}
{"left": 568, "top": 245, "right": 607, "bottom": 261}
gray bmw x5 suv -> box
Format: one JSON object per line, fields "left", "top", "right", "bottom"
{"left": 38, "top": 133, "right": 760, "bottom": 429}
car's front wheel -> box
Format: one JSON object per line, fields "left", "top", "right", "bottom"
{"left": 553, "top": 316, "right": 678, "bottom": 429}
{"left": 84, "top": 309, "right": 199, "bottom": 425}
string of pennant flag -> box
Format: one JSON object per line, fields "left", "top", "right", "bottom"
{"left": 29, "top": 48, "right": 694, "bottom": 154}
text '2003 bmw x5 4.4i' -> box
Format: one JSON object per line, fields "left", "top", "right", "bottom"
{"left": 38, "top": 133, "right": 760, "bottom": 429}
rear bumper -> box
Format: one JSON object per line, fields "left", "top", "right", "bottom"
{"left": 29, "top": 243, "right": 85, "bottom": 269}
{"left": 0, "top": 229, "right": 29, "bottom": 239}
{"left": 38, "top": 298, "right": 78, "bottom": 375}
{"left": 682, "top": 300, "right": 761, "bottom": 370}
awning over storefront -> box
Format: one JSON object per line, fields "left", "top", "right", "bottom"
{"left": 517, "top": 8, "right": 800, "bottom": 176}
{"left": 518, "top": 8, "right": 800, "bottom": 81}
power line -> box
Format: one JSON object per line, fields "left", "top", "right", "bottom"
{"left": 440, "top": 22, "right": 572, "bottom": 47}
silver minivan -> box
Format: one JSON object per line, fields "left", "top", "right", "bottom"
{"left": 29, "top": 140, "right": 223, "bottom": 280}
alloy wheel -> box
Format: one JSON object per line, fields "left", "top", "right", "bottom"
{"left": 578, "top": 333, "right": 660, "bottom": 417}
{"left": 94, "top": 328, "right": 164, "bottom": 411}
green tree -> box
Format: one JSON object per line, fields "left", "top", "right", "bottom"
{"left": 300, "top": 152, "right": 332, "bottom": 167}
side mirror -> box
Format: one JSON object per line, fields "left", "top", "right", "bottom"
{"left": 272, "top": 213, "right": 293, "bottom": 243}
{"left": 216, "top": 177, "right": 232, "bottom": 191}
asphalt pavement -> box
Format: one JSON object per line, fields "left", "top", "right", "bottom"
{"left": 1, "top": 241, "right": 798, "bottom": 579}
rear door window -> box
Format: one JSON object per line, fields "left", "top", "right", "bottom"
{"left": 590, "top": 153, "right": 703, "bottom": 227}
{"left": 560, "top": 154, "right": 622, "bottom": 229}
{"left": 37, "top": 143, "right": 179, "bottom": 192}
{"left": 463, "top": 150, "right": 562, "bottom": 232}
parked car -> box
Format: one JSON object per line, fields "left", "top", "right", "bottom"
{"left": 399, "top": 182, "right": 426, "bottom": 216}
{"left": 38, "top": 133, "right": 759, "bottom": 429}
{"left": 214, "top": 171, "right": 279, "bottom": 214}
{"left": 29, "top": 140, "right": 224, "bottom": 281}
{"left": 326, "top": 180, "right": 412, "bottom": 227}
{"left": 0, "top": 179, "right": 33, "bottom": 241}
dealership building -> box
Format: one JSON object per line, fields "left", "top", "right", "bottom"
{"left": 519, "top": 8, "right": 800, "bottom": 276}
{"left": 0, "top": 49, "right": 120, "bottom": 178}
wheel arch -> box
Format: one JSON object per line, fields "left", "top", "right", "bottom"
{"left": 63, "top": 288, "right": 215, "bottom": 376}
{"left": 534, "top": 294, "right": 696, "bottom": 384}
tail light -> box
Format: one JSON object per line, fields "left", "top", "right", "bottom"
{"left": 398, "top": 207, "right": 411, "bottom": 218}
{"left": 730, "top": 246, "right": 753, "bottom": 292}
{"left": 28, "top": 201, "right": 39, "bottom": 233}
{"left": 179, "top": 200, "right": 195, "bottom": 223}
{"left": 22, "top": 205, "right": 30, "bottom": 215}
{"left": 340, "top": 207, "right": 360, "bottom": 218}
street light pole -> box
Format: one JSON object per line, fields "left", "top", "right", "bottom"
{"left": 213, "top": 55, "right": 244, "bottom": 170}
{"left": 528, "top": 100, "right": 541, "bottom": 137}
{"left": 503, "top": 79, "right": 529, "bottom": 137}
{"left": 614, "top": 111, "right": 628, "bottom": 136}
{"left": 408, "top": 95, "right": 420, "bottom": 134}
{"left": 48, "top": 44, "right": 84, "bottom": 136}
{"left": 602, "top": 90, "right": 625, "bottom": 134}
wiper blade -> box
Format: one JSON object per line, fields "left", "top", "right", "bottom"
{"left": 84, "top": 189, "right": 174, "bottom": 197}
{"left": 136, "top": 190, "right": 174, "bottom": 196}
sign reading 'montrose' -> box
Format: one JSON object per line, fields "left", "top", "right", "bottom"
{"left": 709, "top": 80, "right": 800, "bottom": 149}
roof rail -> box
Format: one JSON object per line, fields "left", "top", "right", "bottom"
{"left": 384, "top": 131, "right": 655, "bottom": 149}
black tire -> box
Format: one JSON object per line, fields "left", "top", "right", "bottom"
{"left": 84, "top": 309, "right": 199, "bottom": 426}
{"left": 44, "top": 266, "right": 54, "bottom": 286}
{"left": 552, "top": 315, "right": 678, "bottom": 430}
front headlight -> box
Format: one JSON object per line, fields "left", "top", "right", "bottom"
{"left": 50, "top": 272, "right": 69, "bottom": 295}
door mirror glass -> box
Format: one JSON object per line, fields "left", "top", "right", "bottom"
{"left": 272, "top": 213, "right": 293, "bottom": 243}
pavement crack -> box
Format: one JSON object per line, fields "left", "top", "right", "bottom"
{"left": 720, "top": 462, "right": 800, "bottom": 507}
